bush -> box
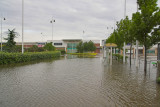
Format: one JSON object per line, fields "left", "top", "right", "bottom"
{"left": 113, "top": 54, "right": 128, "bottom": 60}
{"left": 44, "top": 43, "right": 55, "bottom": 51}
{"left": 25, "top": 46, "right": 45, "bottom": 52}
{"left": 157, "top": 77, "right": 160, "bottom": 83}
{"left": 3, "top": 45, "right": 22, "bottom": 53}
{"left": 60, "top": 50, "right": 66, "bottom": 55}
{"left": 27, "top": 45, "right": 39, "bottom": 52}
{"left": 0, "top": 51, "right": 60, "bottom": 65}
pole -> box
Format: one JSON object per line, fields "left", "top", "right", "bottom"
{"left": 22, "top": 0, "right": 24, "bottom": 54}
{"left": 110, "top": 47, "right": 112, "bottom": 65}
{"left": 52, "top": 17, "right": 53, "bottom": 42}
{"left": 136, "top": 1, "right": 139, "bottom": 67}
{"left": 123, "top": 42, "right": 126, "bottom": 63}
{"left": 1, "top": 16, "right": 2, "bottom": 51}
{"left": 123, "top": 0, "right": 126, "bottom": 63}
{"left": 136, "top": 40, "right": 138, "bottom": 67}
{"left": 83, "top": 31, "right": 84, "bottom": 53}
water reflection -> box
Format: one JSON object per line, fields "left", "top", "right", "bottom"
{"left": 0, "top": 55, "right": 159, "bottom": 107}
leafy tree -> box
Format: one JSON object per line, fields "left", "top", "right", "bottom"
{"left": 132, "top": 0, "right": 160, "bottom": 73}
{"left": 76, "top": 41, "right": 84, "bottom": 53}
{"left": 106, "top": 27, "right": 124, "bottom": 54}
{"left": 83, "top": 42, "right": 88, "bottom": 52}
{"left": 114, "top": 30, "right": 124, "bottom": 52}
{"left": 87, "top": 40, "right": 96, "bottom": 52}
{"left": 106, "top": 33, "right": 115, "bottom": 44}
{"left": 117, "top": 16, "right": 136, "bottom": 66}
{"left": 3, "top": 29, "right": 19, "bottom": 52}
{"left": 77, "top": 40, "right": 96, "bottom": 53}
{"left": 44, "top": 43, "right": 55, "bottom": 51}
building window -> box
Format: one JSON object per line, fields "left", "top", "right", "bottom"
{"left": 67, "top": 43, "right": 78, "bottom": 49}
{"left": 54, "top": 43, "right": 62, "bottom": 45}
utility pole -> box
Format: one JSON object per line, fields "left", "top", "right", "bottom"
{"left": 136, "top": 1, "right": 139, "bottom": 67}
{"left": 114, "top": 18, "right": 116, "bottom": 54}
{"left": 50, "top": 17, "right": 55, "bottom": 43}
{"left": 22, "top": 0, "right": 24, "bottom": 54}
{"left": 110, "top": 47, "right": 112, "bottom": 65}
{"left": 123, "top": 0, "right": 126, "bottom": 63}
{"left": 1, "top": 15, "right": 6, "bottom": 51}
{"left": 83, "top": 30, "right": 85, "bottom": 54}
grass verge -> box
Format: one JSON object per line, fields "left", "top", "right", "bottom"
{"left": 68, "top": 53, "right": 97, "bottom": 56}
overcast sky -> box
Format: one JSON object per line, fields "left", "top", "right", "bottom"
{"left": 0, "top": 0, "right": 160, "bottom": 42}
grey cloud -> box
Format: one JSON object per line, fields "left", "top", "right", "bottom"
{"left": 0, "top": 0, "right": 149, "bottom": 42}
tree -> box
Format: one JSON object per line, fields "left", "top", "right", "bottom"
{"left": 132, "top": 0, "right": 160, "bottom": 73}
{"left": 118, "top": 16, "right": 136, "bottom": 66}
{"left": 44, "top": 43, "right": 55, "bottom": 51}
{"left": 4, "top": 29, "right": 19, "bottom": 52}
{"left": 83, "top": 42, "right": 89, "bottom": 52}
{"left": 76, "top": 41, "right": 84, "bottom": 53}
{"left": 87, "top": 40, "right": 96, "bottom": 52}
{"left": 76, "top": 40, "right": 96, "bottom": 53}
{"left": 106, "top": 33, "right": 115, "bottom": 44}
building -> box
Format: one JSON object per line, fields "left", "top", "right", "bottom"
{"left": 47, "top": 39, "right": 100, "bottom": 53}
{"left": 101, "top": 40, "right": 158, "bottom": 56}
{"left": 16, "top": 42, "right": 46, "bottom": 48}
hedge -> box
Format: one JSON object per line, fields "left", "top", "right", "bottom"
{"left": 0, "top": 51, "right": 60, "bottom": 64}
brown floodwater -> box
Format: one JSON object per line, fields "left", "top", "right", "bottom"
{"left": 0, "top": 56, "right": 160, "bottom": 107}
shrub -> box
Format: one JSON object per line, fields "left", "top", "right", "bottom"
{"left": 3, "top": 45, "right": 22, "bottom": 53}
{"left": 113, "top": 54, "right": 128, "bottom": 60}
{"left": 44, "top": 43, "right": 55, "bottom": 51}
{"left": 157, "top": 77, "right": 160, "bottom": 83}
{"left": 28, "top": 45, "right": 39, "bottom": 52}
{"left": 0, "top": 51, "right": 60, "bottom": 65}
{"left": 59, "top": 50, "right": 66, "bottom": 55}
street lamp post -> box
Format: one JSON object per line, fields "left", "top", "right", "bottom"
{"left": 50, "top": 17, "right": 55, "bottom": 43}
{"left": 123, "top": 0, "right": 126, "bottom": 63}
{"left": 83, "top": 30, "right": 85, "bottom": 54}
{"left": 1, "top": 16, "right": 5, "bottom": 51}
{"left": 22, "top": 0, "right": 24, "bottom": 54}
{"left": 136, "top": 1, "right": 139, "bottom": 67}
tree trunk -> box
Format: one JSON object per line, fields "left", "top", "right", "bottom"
{"left": 144, "top": 45, "right": 147, "bottom": 75}
{"left": 130, "top": 44, "right": 132, "bottom": 67}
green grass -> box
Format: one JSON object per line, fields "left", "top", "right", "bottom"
{"left": 0, "top": 51, "right": 60, "bottom": 65}
{"left": 68, "top": 53, "right": 97, "bottom": 58}
{"left": 68, "top": 53, "right": 97, "bottom": 56}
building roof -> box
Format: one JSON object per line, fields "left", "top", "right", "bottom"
{"left": 106, "top": 43, "right": 117, "bottom": 47}
{"left": 82, "top": 40, "right": 100, "bottom": 44}
{"left": 62, "top": 39, "right": 82, "bottom": 42}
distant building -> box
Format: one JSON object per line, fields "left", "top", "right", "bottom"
{"left": 16, "top": 42, "right": 46, "bottom": 48}
{"left": 47, "top": 39, "right": 100, "bottom": 53}
{"left": 101, "top": 40, "right": 158, "bottom": 56}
